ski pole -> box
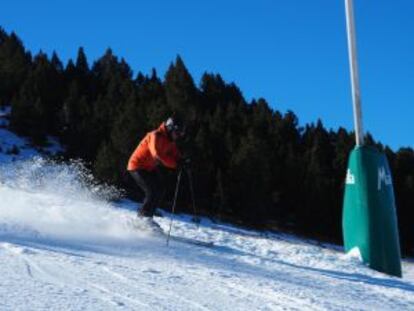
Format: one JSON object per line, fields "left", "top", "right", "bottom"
{"left": 186, "top": 167, "right": 200, "bottom": 227}
{"left": 166, "top": 168, "right": 183, "bottom": 246}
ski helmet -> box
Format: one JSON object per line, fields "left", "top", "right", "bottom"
{"left": 165, "top": 116, "right": 185, "bottom": 136}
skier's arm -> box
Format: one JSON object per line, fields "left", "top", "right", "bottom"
{"left": 149, "top": 132, "right": 180, "bottom": 169}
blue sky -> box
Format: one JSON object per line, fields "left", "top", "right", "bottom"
{"left": 1, "top": 0, "right": 413, "bottom": 150}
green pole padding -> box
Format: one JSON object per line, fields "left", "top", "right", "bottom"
{"left": 343, "top": 146, "right": 402, "bottom": 277}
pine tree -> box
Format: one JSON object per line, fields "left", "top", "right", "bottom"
{"left": 200, "top": 73, "right": 226, "bottom": 112}
{"left": 392, "top": 147, "right": 414, "bottom": 255}
{"left": 76, "top": 47, "right": 89, "bottom": 75}
{"left": 0, "top": 30, "right": 31, "bottom": 105}
{"left": 138, "top": 69, "right": 168, "bottom": 128}
{"left": 86, "top": 51, "right": 134, "bottom": 160}
{"left": 10, "top": 78, "right": 39, "bottom": 136}
{"left": 164, "top": 55, "right": 199, "bottom": 120}
{"left": 51, "top": 51, "right": 64, "bottom": 73}
{"left": 94, "top": 91, "right": 147, "bottom": 184}
{"left": 230, "top": 128, "right": 272, "bottom": 226}
{"left": 59, "top": 81, "right": 92, "bottom": 157}
{"left": 300, "top": 120, "right": 337, "bottom": 237}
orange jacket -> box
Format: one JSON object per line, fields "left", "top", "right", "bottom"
{"left": 127, "top": 122, "right": 181, "bottom": 171}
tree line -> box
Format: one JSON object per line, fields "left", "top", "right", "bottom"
{"left": 1, "top": 28, "right": 413, "bottom": 256}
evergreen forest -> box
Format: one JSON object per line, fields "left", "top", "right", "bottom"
{"left": 1, "top": 28, "right": 413, "bottom": 256}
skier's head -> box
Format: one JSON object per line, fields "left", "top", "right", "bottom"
{"left": 165, "top": 115, "right": 185, "bottom": 140}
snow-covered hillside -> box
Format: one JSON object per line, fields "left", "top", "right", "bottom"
{"left": 1, "top": 107, "right": 414, "bottom": 311}
{"left": 0, "top": 106, "right": 63, "bottom": 163}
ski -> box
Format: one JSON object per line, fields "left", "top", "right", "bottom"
{"left": 167, "top": 235, "right": 214, "bottom": 248}
{"left": 128, "top": 217, "right": 214, "bottom": 248}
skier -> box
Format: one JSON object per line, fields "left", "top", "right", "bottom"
{"left": 127, "top": 116, "right": 188, "bottom": 231}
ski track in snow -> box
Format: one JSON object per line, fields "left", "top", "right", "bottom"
{"left": 1, "top": 120, "right": 414, "bottom": 310}
{"left": 1, "top": 213, "right": 414, "bottom": 311}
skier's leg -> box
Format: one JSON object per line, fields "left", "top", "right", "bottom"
{"left": 129, "top": 170, "right": 158, "bottom": 217}
{"left": 152, "top": 169, "right": 167, "bottom": 213}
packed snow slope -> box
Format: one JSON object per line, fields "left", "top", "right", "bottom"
{"left": 1, "top": 109, "right": 414, "bottom": 311}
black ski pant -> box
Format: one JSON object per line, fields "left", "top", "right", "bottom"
{"left": 129, "top": 169, "right": 166, "bottom": 217}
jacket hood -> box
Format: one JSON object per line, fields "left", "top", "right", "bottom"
{"left": 158, "top": 122, "right": 169, "bottom": 136}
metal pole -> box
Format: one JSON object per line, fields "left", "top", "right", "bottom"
{"left": 345, "top": 0, "right": 364, "bottom": 146}
{"left": 166, "top": 169, "right": 183, "bottom": 246}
